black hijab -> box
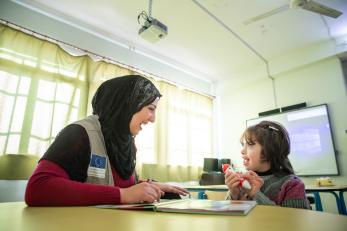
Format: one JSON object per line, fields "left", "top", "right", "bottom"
{"left": 92, "top": 75, "right": 161, "bottom": 179}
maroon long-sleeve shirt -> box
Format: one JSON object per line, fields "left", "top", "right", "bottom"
{"left": 25, "top": 124, "right": 136, "bottom": 206}
{"left": 25, "top": 159, "right": 135, "bottom": 206}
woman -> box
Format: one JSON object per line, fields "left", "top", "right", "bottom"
{"left": 25, "top": 75, "right": 188, "bottom": 206}
{"left": 225, "top": 121, "right": 310, "bottom": 209}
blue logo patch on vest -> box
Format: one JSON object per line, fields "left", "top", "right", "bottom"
{"left": 88, "top": 154, "right": 107, "bottom": 178}
{"left": 90, "top": 154, "right": 106, "bottom": 168}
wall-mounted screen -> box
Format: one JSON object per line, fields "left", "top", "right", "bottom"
{"left": 246, "top": 104, "right": 339, "bottom": 176}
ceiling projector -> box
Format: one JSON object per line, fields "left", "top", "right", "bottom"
{"left": 138, "top": 18, "right": 168, "bottom": 43}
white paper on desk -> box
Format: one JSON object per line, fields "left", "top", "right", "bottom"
{"left": 155, "top": 199, "right": 257, "bottom": 215}
{"left": 95, "top": 199, "right": 257, "bottom": 216}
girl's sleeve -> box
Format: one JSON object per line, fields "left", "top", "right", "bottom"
{"left": 253, "top": 191, "right": 276, "bottom": 205}
{"left": 253, "top": 176, "right": 310, "bottom": 209}
{"left": 278, "top": 177, "right": 311, "bottom": 209}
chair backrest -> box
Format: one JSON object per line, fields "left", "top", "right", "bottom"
{"left": 0, "top": 180, "right": 29, "bottom": 202}
{"left": 204, "top": 190, "right": 228, "bottom": 200}
{"left": 0, "top": 154, "right": 39, "bottom": 202}
{"left": 0, "top": 154, "right": 39, "bottom": 180}
{"left": 307, "top": 195, "right": 315, "bottom": 204}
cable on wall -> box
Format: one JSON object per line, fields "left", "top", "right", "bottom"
{"left": 320, "top": 15, "right": 339, "bottom": 53}
{"left": 192, "top": 0, "right": 278, "bottom": 108}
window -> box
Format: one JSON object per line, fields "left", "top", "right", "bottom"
{"left": 0, "top": 24, "right": 88, "bottom": 156}
{"left": 136, "top": 83, "right": 213, "bottom": 168}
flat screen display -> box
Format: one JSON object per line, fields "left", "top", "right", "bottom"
{"left": 246, "top": 104, "right": 339, "bottom": 176}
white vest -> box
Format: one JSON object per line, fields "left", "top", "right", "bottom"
{"left": 74, "top": 115, "right": 114, "bottom": 186}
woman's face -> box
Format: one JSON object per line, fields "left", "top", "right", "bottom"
{"left": 129, "top": 97, "right": 160, "bottom": 136}
{"left": 240, "top": 137, "right": 270, "bottom": 172}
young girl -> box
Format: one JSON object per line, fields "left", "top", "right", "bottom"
{"left": 225, "top": 120, "right": 310, "bottom": 209}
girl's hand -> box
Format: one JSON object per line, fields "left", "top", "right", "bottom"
{"left": 120, "top": 182, "right": 164, "bottom": 204}
{"left": 225, "top": 171, "right": 242, "bottom": 199}
{"left": 243, "top": 170, "right": 264, "bottom": 198}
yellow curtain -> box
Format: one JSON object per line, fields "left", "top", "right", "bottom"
{"left": 137, "top": 82, "right": 214, "bottom": 182}
{"left": 86, "top": 61, "right": 137, "bottom": 114}
{"left": 0, "top": 24, "right": 89, "bottom": 156}
{"left": 0, "top": 22, "right": 214, "bottom": 183}
{"left": 85, "top": 61, "right": 214, "bottom": 182}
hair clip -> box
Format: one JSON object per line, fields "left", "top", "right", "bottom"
{"left": 268, "top": 125, "right": 279, "bottom": 131}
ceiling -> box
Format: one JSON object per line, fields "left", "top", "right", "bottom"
{"left": 12, "top": 0, "right": 347, "bottom": 83}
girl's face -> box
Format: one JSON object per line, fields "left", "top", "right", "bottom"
{"left": 129, "top": 97, "right": 159, "bottom": 136}
{"left": 240, "top": 137, "right": 270, "bottom": 172}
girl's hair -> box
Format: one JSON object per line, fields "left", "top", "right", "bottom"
{"left": 241, "top": 120, "right": 294, "bottom": 175}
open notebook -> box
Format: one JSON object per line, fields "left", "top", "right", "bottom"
{"left": 95, "top": 199, "right": 257, "bottom": 216}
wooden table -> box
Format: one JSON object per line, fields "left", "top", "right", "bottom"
{"left": 1, "top": 202, "right": 347, "bottom": 231}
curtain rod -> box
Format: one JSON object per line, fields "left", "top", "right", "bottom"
{"left": 0, "top": 19, "right": 214, "bottom": 98}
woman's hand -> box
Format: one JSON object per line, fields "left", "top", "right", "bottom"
{"left": 149, "top": 181, "right": 189, "bottom": 196}
{"left": 119, "top": 182, "right": 164, "bottom": 204}
{"left": 225, "top": 171, "right": 242, "bottom": 199}
{"left": 243, "top": 171, "right": 264, "bottom": 198}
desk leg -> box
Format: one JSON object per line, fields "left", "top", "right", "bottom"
{"left": 339, "top": 191, "right": 346, "bottom": 215}
{"left": 328, "top": 192, "right": 343, "bottom": 215}
{"left": 312, "top": 192, "right": 323, "bottom": 211}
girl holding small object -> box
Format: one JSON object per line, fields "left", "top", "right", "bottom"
{"left": 222, "top": 164, "right": 251, "bottom": 190}
{"left": 225, "top": 121, "right": 310, "bottom": 209}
